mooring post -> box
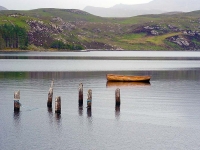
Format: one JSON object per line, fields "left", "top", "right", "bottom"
{"left": 47, "top": 87, "right": 53, "bottom": 107}
{"left": 87, "top": 89, "right": 92, "bottom": 108}
{"left": 115, "top": 88, "right": 120, "bottom": 106}
{"left": 78, "top": 83, "right": 83, "bottom": 106}
{"left": 55, "top": 96, "right": 61, "bottom": 114}
{"left": 14, "top": 90, "right": 20, "bottom": 112}
{"left": 50, "top": 80, "right": 54, "bottom": 88}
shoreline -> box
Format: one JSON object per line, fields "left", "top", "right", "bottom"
{"left": 0, "top": 49, "right": 197, "bottom": 52}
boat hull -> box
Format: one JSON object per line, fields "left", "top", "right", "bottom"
{"left": 106, "top": 74, "right": 151, "bottom": 82}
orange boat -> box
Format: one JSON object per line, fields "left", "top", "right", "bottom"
{"left": 106, "top": 74, "right": 151, "bottom": 82}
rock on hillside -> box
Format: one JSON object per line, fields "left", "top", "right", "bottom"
{"left": 26, "top": 20, "right": 62, "bottom": 47}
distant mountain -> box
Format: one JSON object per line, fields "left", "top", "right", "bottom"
{"left": 0, "top": 6, "right": 7, "bottom": 11}
{"left": 84, "top": 6, "right": 164, "bottom": 17}
{"left": 83, "top": 0, "right": 200, "bottom": 17}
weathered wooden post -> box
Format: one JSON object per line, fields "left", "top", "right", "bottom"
{"left": 87, "top": 89, "right": 92, "bottom": 108}
{"left": 55, "top": 96, "right": 61, "bottom": 114}
{"left": 78, "top": 83, "right": 83, "bottom": 106}
{"left": 115, "top": 88, "right": 120, "bottom": 106}
{"left": 47, "top": 80, "right": 54, "bottom": 107}
{"left": 50, "top": 80, "right": 54, "bottom": 88}
{"left": 14, "top": 90, "right": 20, "bottom": 112}
{"left": 47, "top": 87, "right": 53, "bottom": 107}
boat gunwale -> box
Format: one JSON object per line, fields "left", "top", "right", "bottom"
{"left": 106, "top": 74, "right": 151, "bottom": 82}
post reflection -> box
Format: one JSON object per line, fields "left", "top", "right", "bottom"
{"left": 87, "top": 108, "right": 92, "bottom": 118}
{"left": 106, "top": 81, "right": 151, "bottom": 88}
{"left": 55, "top": 114, "right": 61, "bottom": 121}
{"left": 115, "top": 106, "right": 120, "bottom": 120}
{"left": 87, "top": 108, "right": 93, "bottom": 125}
{"left": 48, "top": 107, "right": 53, "bottom": 113}
{"left": 13, "top": 111, "right": 21, "bottom": 126}
{"left": 78, "top": 106, "right": 83, "bottom": 116}
{"left": 55, "top": 114, "right": 62, "bottom": 129}
{"left": 47, "top": 107, "right": 53, "bottom": 125}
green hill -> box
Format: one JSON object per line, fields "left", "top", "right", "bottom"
{"left": 0, "top": 8, "right": 200, "bottom": 50}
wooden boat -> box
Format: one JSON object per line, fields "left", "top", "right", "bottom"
{"left": 106, "top": 74, "right": 151, "bottom": 82}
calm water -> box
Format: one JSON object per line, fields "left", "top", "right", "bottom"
{"left": 1, "top": 51, "right": 200, "bottom": 150}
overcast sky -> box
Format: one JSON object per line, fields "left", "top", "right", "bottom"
{"left": 1, "top": 0, "right": 152, "bottom": 10}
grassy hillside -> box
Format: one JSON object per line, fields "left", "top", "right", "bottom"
{"left": 0, "top": 8, "right": 200, "bottom": 50}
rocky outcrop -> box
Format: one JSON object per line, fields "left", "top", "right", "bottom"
{"left": 183, "top": 30, "right": 200, "bottom": 37}
{"left": 27, "top": 20, "right": 62, "bottom": 34}
{"left": 168, "top": 24, "right": 180, "bottom": 31}
{"left": 136, "top": 24, "right": 186, "bottom": 36}
{"left": 26, "top": 20, "right": 60, "bottom": 46}
{"left": 168, "top": 36, "right": 190, "bottom": 47}
{"left": 167, "top": 35, "right": 200, "bottom": 50}
{"left": 151, "top": 30, "right": 159, "bottom": 35}
{"left": 134, "top": 25, "right": 167, "bottom": 35}
{"left": 51, "top": 17, "right": 76, "bottom": 31}
{"left": 8, "top": 13, "right": 24, "bottom": 17}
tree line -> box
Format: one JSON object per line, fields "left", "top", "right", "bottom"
{"left": 0, "top": 24, "right": 84, "bottom": 50}
{"left": 0, "top": 24, "right": 28, "bottom": 49}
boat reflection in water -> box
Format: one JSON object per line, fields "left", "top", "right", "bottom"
{"left": 106, "top": 81, "right": 151, "bottom": 87}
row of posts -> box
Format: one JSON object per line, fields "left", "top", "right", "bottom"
{"left": 78, "top": 83, "right": 120, "bottom": 107}
{"left": 14, "top": 82, "right": 121, "bottom": 113}
{"left": 47, "top": 80, "right": 61, "bottom": 114}
{"left": 78, "top": 83, "right": 93, "bottom": 108}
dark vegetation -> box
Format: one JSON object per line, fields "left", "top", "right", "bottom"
{"left": 0, "top": 8, "right": 200, "bottom": 50}
{"left": 50, "top": 40, "right": 83, "bottom": 50}
{"left": 0, "top": 24, "right": 28, "bottom": 49}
